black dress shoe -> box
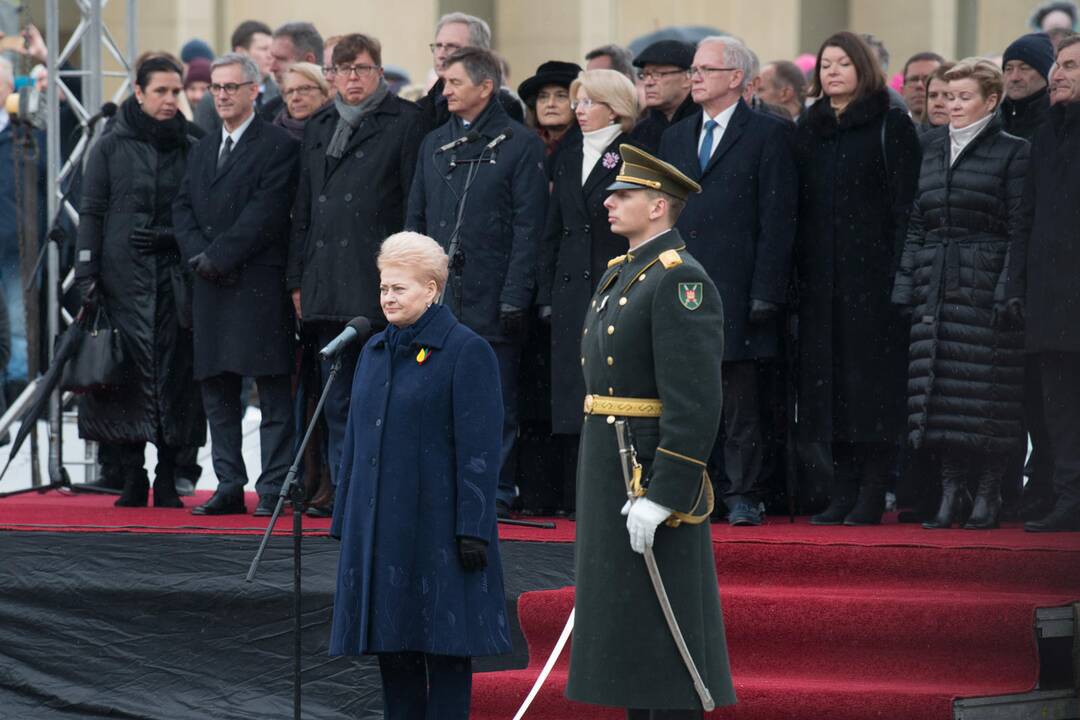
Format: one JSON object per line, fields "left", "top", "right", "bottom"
{"left": 1024, "top": 505, "right": 1080, "bottom": 533}
{"left": 496, "top": 500, "right": 512, "bottom": 519}
{"left": 191, "top": 490, "right": 246, "bottom": 516}
{"left": 305, "top": 504, "right": 332, "bottom": 518}
{"left": 174, "top": 477, "right": 197, "bottom": 497}
{"left": 253, "top": 495, "right": 279, "bottom": 517}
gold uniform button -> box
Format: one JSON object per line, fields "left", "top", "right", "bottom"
{"left": 580, "top": 357, "right": 585, "bottom": 366}
{"left": 638, "top": 273, "right": 647, "bottom": 282}
{"left": 606, "top": 415, "right": 616, "bottom": 424}
{"left": 608, "top": 387, "right": 614, "bottom": 395}
{"left": 583, "top": 327, "right": 588, "bottom": 335}
{"left": 619, "top": 297, "right": 628, "bottom": 306}
{"left": 607, "top": 325, "right": 614, "bottom": 335}
{"left": 607, "top": 356, "right": 614, "bottom": 366}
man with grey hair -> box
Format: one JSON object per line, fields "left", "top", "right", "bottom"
{"left": 174, "top": 52, "right": 300, "bottom": 517}
{"left": 268, "top": 22, "right": 323, "bottom": 89}
{"left": 659, "top": 35, "right": 798, "bottom": 526}
{"left": 585, "top": 43, "right": 635, "bottom": 80}
{"left": 417, "top": 11, "right": 522, "bottom": 133}
{"left": 406, "top": 46, "right": 547, "bottom": 517}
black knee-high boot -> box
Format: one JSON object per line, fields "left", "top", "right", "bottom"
{"left": 964, "top": 454, "right": 1003, "bottom": 529}
{"left": 922, "top": 451, "right": 972, "bottom": 529}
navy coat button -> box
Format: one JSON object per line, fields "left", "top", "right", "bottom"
{"left": 689, "top": 230, "right": 697, "bottom": 238}
{"left": 340, "top": 239, "right": 349, "bottom": 247}
{"left": 375, "top": 418, "right": 382, "bottom": 427}
{"left": 205, "top": 226, "right": 213, "bottom": 233}
{"left": 584, "top": 224, "right": 591, "bottom": 233}
{"left": 563, "top": 273, "right": 571, "bottom": 282}
{"left": 318, "top": 195, "right": 327, "bottom": 203}
{"left": 368, "top": 498, "right": 374, "bottom": 507}
{"left": 316, "top": 240, "right": 324, "bottom": 248}
{"left": 440, "top": 220, "right": 447, "bottom": 228}
{"left": 563, "top": 228, "right": 570, "bottom": 236}
{"left": 583, "top": 271, "right": 591, "bottom": 280}
{"left": 370, "top": 457, "right": 377, "bottom": 466}
{"left": 344, "top": 193, "right": 353, "bottom": 202}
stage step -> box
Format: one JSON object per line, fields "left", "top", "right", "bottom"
{"left": 954, "top": 689, "right": 1079, "bottom": 720}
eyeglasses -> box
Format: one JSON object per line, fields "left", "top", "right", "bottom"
{"left": 429, "top": 42, "right": 463, "bottom": 54}
{"left": 334, "top": 64, "right": 380, "bottom": 78}
{"left": 637, "top": 68, "right": 689, "bottom": 81}
{"left": 688, "top": 66, "right": 737, "bottom": 78}
{"left": 570, "top": 97, "right": 607, "bottom": 111}
{"left": 209, "top": 81, "right": 254, "bottom": 96}
{"left": 283, "top": 84, "right": 323, "bottom": 98}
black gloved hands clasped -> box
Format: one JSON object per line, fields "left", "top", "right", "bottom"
{"left": 188, "top": 252, "right": 234, "bottom": 285}
{"left": 129, "top": 227, "right": 177, "bottom": 255}
{"left": 499, "top": 303, "right": 525, "bottom": 337}
{"left": 457, "top": 536, "right": 488, "bottom": 572}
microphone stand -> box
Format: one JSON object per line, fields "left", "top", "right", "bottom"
{"left": 246, "top": 354, "right": 343, "bottom": 720}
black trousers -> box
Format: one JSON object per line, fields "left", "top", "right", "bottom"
{"left": 314, "top": 323, "right": 362, "bottom": 487}
{"left": 200, "top": 372, "right": 293, "bottom": 498}
{"left": 98, "top": 442, "right": 180, "bottom": 483}
{"left": 377, "top": 652, "right": 472, "bottom": 720}
{"left": 1039, "top": 352, "right": 1080, "bottom": 510}
{"left": 710, "top": 360, "right": 765, "bottom": 508}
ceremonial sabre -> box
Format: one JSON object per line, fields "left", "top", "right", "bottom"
{"left": 510, "top": 607, "right": 575, "bottom": 720}
{"left": 614, "top": 420, "right": 715, "bottom": 712}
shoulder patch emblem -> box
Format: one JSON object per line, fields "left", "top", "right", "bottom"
{"left": 608, "top": 254, "right": 626, "bottom": 268}
{"left": 678, "top": 282, "right": 702, "bottom": 310}
{"left": 659, "top": 249, "right": 682, "bottom": 269}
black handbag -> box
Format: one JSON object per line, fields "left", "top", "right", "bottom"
{"left": 62, "top": 306, "right": 128, "bottom": 393}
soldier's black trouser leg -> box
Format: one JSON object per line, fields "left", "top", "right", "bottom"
{"left": 377, "top": 652, "right": 472, "bottom": 720}
{"left": 626, "top": 709, "right": 704, "bottom": 719}
{"left": 718, "top": 360, "right": 765, "bottom": 508}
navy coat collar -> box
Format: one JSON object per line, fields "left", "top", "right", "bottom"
{"left": 372, "top": 304, "right": 458, "bottom": 350}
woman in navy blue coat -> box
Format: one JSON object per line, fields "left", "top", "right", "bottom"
{"left": 329, "top": 232, "right": 511, "bottom": 719}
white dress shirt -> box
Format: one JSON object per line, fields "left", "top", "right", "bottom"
{"left": 696, "top": 101, "right": 739, "bottom": 163}
{"left": 219, "top": 110, "right": 256, "bottom": 156}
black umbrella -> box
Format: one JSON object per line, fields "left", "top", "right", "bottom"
{"left": 627, "top": 26, "right": 725, "bottom": 56}
{"left": 0, "top": 318, "right": 85, "bottom": 485}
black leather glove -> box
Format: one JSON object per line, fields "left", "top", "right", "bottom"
{"left": 748, "top": 299, "right": 780, "bottom": 324}
{"left": 129, "top": 226, "right": 178, "bottom": 255}
{"left": 499, "top": 303, "right": 525, "bottom": 337}
{"left": 537, "top": 305, "right": 552, "bottom": 324}
{"left": 189, "top": 252, "right": 224, "bottom": 282}
{"left": 457, "top": 536, "right": 488, "bottom": 572}
{"left": 75, "top": 276, "right": 99, "bottom": 313}
{"left": 992, "top": 297, "right": 1025, "bottom": 329}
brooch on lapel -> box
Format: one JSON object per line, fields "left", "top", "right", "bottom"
{"left": 416, "top": 347, "right": 432, "bottom": 365}
{"left": 602, "top": 151, "right": 619, "bottom": 169}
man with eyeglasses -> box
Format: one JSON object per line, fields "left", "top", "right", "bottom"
{"left": 406, "top": 46, "right": 547, "bottom": 517}
{"left": 416, "top": 12, "right": 524, "bottom": 134}
{"left": 629, "top": 40, "right": 697, "bottom": 152}
{"left": 899, "top": 51, "right": 944, "bottom": 126}
{"left": 658, "top": 36, "right": 797, "bottom": 527}
{"left": 287, "top": 34, "right": 423, "bottom": 516}
{"left": 174, "top": 53, "right": 300, "bottom": 517}
{"left": 193, "top": 20, "right": 280, "bottom": 134}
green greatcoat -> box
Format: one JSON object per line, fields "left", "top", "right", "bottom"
{"left": 566, "top": 228, "right": 736, "bottom": 710}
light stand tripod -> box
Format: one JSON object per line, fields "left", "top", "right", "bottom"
{"left": 246, "top": 355, "right": 342, "bottom": 720}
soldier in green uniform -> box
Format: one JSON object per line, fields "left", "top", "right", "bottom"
{"left": 566, "top": 145, "right": 737, "bottom": 718}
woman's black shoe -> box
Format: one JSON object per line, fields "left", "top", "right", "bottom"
{"left": 153, "top": 480, "right": 184, "bottom": 508}
{"left": 923, "top": 455, "right": 971, "bottom": 529}
{"left": 114, "top": 470, "right": 149, "bottom": 507}
{"left": 964, "top": 462, "right": 1002, "bottom": 529}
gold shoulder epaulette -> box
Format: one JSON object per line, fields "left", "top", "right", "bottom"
{"left": 659, "top": 249, "right": 682, "bottom": 269}
{"left": 607, "top": 254, "right": 627, "bottom": 268}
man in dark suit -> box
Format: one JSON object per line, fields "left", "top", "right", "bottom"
{"left": 174, "top": 53, "right": 300, "bottom": 516}
{"left": 406, "top": 47, "right": 547, "bottom": 516}
{"left": 659, "top": 36, "right": 797, "bottom": 526}
{"left": 192, "top": 20, "right": 279, "bottom": 134}
{"left": 288, "top": 33, "right": 423, "bottom": 511}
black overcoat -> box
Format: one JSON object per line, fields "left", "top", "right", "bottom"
{"left": 567, "top": 230, "right": 735, "bottom": 710}
{"left": 893, "top": 115, "right": 1029, "bottom": 453}
{"left": 173, "top": 115, "right": 299, "bottom": 379}
{"left": 659, "top": 100, "right": 798, "bottom": 362}
{"left": 537, "top": 131, "right": 631, "bottom": 433}
{"left": 405, "top": 99, "right": 548, "bottom": 342}
{"left": 630, "top": 93, "right": 698, "bottom": 153}
{"left": 287, "top": 95, "right": 423, "bottom": 324}
{"left": 1007, "top": 102, "right": 1080, "bottom": 353}
{"left": 792, "top": 90, "right": 921, "bottom": 443}
{"left": 74, "top": 105, "right": 205, "bottom": 447}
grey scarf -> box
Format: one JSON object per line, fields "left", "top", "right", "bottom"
{"left": 326, "top": 79, "right": 390, "bottom": 159}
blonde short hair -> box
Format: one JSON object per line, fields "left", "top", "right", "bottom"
{"left": 377, "top": 232, "right": 449, "bottom": 292}
{"left": 570, "top": 69, "right": 639, "bottom": 133}
{"left": 944, "top": 58, "right": 1004, "bottom": 104}
{"left": 284, "top": 61, "right": 331, "bottom": 99}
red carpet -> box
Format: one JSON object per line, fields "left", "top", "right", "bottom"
{"left": 472, "top": 523, "right": 1080, "bottom": 719}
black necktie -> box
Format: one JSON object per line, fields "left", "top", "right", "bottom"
{"left": 217, "top": 136, "right": 233, "bottom": 171}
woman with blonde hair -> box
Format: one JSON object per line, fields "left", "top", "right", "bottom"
{"left": 329, "top": 232, "right": 510, "bottom": 719}
{"left": 534, "top": 68, "right": 640, "bottom": 513}
{"left": 273, "top": 61, "right": 331, "bottom": 139}
{"left": 893, "top": 58, "right": 1030, "bottom": 530}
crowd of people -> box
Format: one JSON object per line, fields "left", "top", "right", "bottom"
{"left": 0, "top": 5, "right": 1078, "bottom": 536}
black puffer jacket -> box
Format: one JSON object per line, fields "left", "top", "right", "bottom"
{"left": 74, "top": 98, "right": 206, "bottom": 448}
{"left": 893, "top": 114, "right": 1030, "bottom": 453}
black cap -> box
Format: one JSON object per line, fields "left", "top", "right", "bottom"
{"left": 632, "top": 40, "right": 695, "bottom": 70}
{"left": 518, "top": 61, "right": 583, "bottom": 106}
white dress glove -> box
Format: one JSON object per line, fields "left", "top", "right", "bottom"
{"left": 624, "top": 497, "right": 672, "bottom": 554}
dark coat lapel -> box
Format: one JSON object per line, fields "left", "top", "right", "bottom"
{"left": 210, "top": 113, "right": 262, "bottom": 186}
{"left": 581, "top": 133, "right": 625, "bottom": 204}
{"left": 701, "top": 100, "right": 749, "bottom": 177}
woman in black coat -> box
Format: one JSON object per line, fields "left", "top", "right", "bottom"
{"left": 535, "top": 69, "right": 640, "bottom": 511}
{"left": 893, "top": 59, "right": 1030, "bottom": 530}
{"left": 74, "top": 56, "right": 205, "bottom": 507}
{"left": 793, "top": 32, "right": 921, "bottom": 526}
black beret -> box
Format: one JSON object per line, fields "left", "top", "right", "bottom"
{"left": 632, "top": 40, "right": 695, "bottom": 70}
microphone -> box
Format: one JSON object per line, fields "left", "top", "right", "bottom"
{"left": 436, "top": 130, "right": 481, "bottom": 154}
{"left": 319, "top": 316, "right": 373, "bottom": 360}
{"left": 484, "top": 127, "right": 514, "bottom": 151}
